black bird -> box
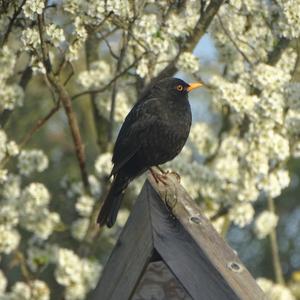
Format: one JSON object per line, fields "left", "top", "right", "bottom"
{"left": 98, "top": 77, "right": 203, "bottom": 227}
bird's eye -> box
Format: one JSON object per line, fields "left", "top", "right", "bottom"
{"left": 176, "top": 85, "right": 184, "bottom": 91}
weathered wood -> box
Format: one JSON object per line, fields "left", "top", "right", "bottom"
{"left": 91, "top": 174, "right": 265, "bottom": 300}
{"left": 148, "top": 174, "right": 265, "bottom": 300}
{"left": 89, "top": 183, "right": 154, "bottom": 300}
{"left": 132, "top": 261, "right": 192, "bottom": 300}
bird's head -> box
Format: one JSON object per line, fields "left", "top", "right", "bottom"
{"left": 152, "top": 77, "right": 204, "bottom": 101}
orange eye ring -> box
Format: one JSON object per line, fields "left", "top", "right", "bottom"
{"left": 176, "top": 85, "right": 184, "bottom": 91}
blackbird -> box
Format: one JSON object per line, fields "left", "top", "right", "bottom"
{"left": 98, "top": 77, "right": 203, "bottom": 227}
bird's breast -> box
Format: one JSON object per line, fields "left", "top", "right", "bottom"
{"left": 141, "top": 101, "right": 191, "bottom": 166}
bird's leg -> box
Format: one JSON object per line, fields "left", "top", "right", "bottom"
{"left": 156, "top": 165, "right": 181, "bottom": 183}
{"left": 150, "top": 167, "right": 168, "bottom": 185}
{"left": 156, "top": 165, "right": 167, "bottom": 174}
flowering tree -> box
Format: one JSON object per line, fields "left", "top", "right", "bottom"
{"left": 0, "top": 0, "right": 300, "bottom": 299}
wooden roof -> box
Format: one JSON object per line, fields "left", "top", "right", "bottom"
{"left": 89, "top": 173, "right": 265, "bottom": 300}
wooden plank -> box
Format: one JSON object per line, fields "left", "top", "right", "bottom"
{"left": 147, "top": 182, "right": 239, "bottom": 299}
{"left": 89, "top": 184, "right": 154, "bottom": 300}
{"left": 148, "top": 175, "right": 265, "bottom": 300}
{"left": 132, "top": 261, "right": 192, "bottom": 300}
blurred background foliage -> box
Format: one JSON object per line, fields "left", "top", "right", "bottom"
{"left": 1, "top": 0, "right": 300, "bottom": 299}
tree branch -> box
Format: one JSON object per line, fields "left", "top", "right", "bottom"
{"left": 37, "top": 9, "right": 90, "bottom": 191}
{"left": 267, "top": 37, "right": 290, "bottom": 66}
{"left": 1, "top": 0, "right": 27, "bottom": 46}
{"left": 72, "top": 55, "right": 144, "bottom": 100}
{"left": 48, "top": 75, "right": 90, "bottom": 191}
{"left": 217, "top": 14, "right": 252, "bottom": 65}
{"left": 267, "top": 196, "right": 285, "bottom": 285}
{"left": 108, "top": 25, "right": 132, "bottom": 142}
{"left": 85, "top": 33, "right": 110, "bottom": 152}
{"left": 19, "top": 104, "right": 60, "bottom": 149}
{"left": 136, "top": 0, "right": 224, "bottom": 95}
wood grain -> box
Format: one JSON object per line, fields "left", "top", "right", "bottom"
{"left": 89, "top": 184, "right": 154, "bottom": 300}
{"left": 148, "top": 174, "right": 266, "bottom": 300}
{"left": 90, "top": 175, "right": 265, "bottom": 300}
{"left": 132, "top": 261, "right": 192, "bottom": 300}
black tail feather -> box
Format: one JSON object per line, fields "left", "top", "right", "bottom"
{"left": 97, "top": 172, "right": 129, "bottom": 228}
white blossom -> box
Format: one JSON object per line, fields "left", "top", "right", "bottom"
{"left": 269, "top": 284, "right": 296, "bottom": 300}
{"left": 136, "top": 57, "right": 149, "bottom": 79}
{"left": 0, "top": 46, "right": 16, "bottom": 80}
{"left": 77, "top": 60, "right": 111, "bottom": 89}
{"left": 45, "top": 24, "right": 65, "bottom": 48}
{"left": 10, "top": 282, "right": 31, "bottom": 300}
{"left": 0, "top": 226, "right": 20, "bottom": 254}
{"left": 19, "top": 183, "right": 59, "bottom": 239}
{"left": 106, "top": 0, "right": 132, "bottom": 18}
{"left": 55, "top": 248, "right": 102, "bottom": 299}
{"left": 27, "top": 244, "right": 53, "bottom": 272}
{"left": 23, "top": 0, "right": 45, "bottom": 20}
{"left": 0, "top": 83, "right": 24, "bottom": 111}
{"left": 0, "top": 169, "right": 8, "bottom": 183}
{"left": 55, "top": 248, "right": 84, "bottom": 286}
{"left": 25, "top": 212, "right": 61, "bottom": 240}
{"left": 96, "top": 90, "right": 131, "bottom": 123}
{"left": 2, "top": 174, "right": 21, "bottom": 201}
{"left": 259, "top": 170, "right": 290, "bottom": 198}
{"left": 133, "top": 14, "right": 159, "bottom": 46}
{"left": 71, "top": 218, "right": 89, "bottom": 241}
{"left": 20, "top": 183, "right": 50, "bottom": 210}
{"left": 286, "top": 109, "right": 300, "bottom": 134}
{"left": 75, "top": 195, "right": 95, "bottom": 217}
{"left": 254, "top": 211, "right": 279, "bottom": 239}
{"left": 95, "top": 152, "right": 113, "bottom": 178}
{"left": 257, "top": 277, "right": 295, "bottom": 300}
{"left": 18, "top": 149, "right": 49, "bottom": 176}
{"left": 0, "top": 204, "right": 19, "bottom": 228}
{"left": 277, "top": 0, "right": 300, "bottom": 39}
{"left": 229, "top": 203, "right": 255, "bottom": 227}
{"left": 64, "top": 283, "right": 86, "bottom": 300}
{"left": 21, "top": 28, "right": 40, "bottom": 50}
{"left": 251, "top": 63, "right": 290, "bottom": 91}
{"left": 189, "top": 122, "right": 218, "bottom": 156}
{"left": 88, "top": 175, "right": 102, "bottom": 197}
{"left": 10, "top": 280, "right": 50, "bottom": 300}
{"left": 0, "top": 270, "right": 7, "bottom": 294}
{"left": 0, "top": 130, "right": 7, "bottom": 162}
{"left": 6, "top": 141, "right": 19, "bottom": 157}
{"left": 256, "top": 277, "right": 273, "bottom": 294}
{"left": 177, "top": 52, "right": 200, "bottom": 74}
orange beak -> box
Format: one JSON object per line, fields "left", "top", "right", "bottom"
{"left": 187, "top": 82, "right": 204, "bottom": 92}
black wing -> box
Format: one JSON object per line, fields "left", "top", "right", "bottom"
{"left": 110, "top": 98, "right": 162, "bottom": 176}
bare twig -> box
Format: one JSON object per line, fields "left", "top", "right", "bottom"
{"left": 292, "top": 40, "right": 300, "bottom": 79}
{"left": 37, "top": 15, "right": 52, "bottom": 73}
{"left": 108, "top": 25, "right": 132, "bottom": 142}
{"left": 0, "top": 66, "right": 33, "bottom": 128}
{"left": 100, "top": 31, "right": 119, "bottom": 60}
{"left": 142, "top": 0, "right": 225, "bottom": 87}
{"left": 72, "top": 55, "right": 144, "bottom": 100}
{"left": 1, "top": 0, "right": 26, "bottom": 46}
{"left": 48, "top": 75, "right": 91, "bottom": 191}
{"left": 217, "top": 14, "right": 252, "bottom": 65}
{"left": 13, "top": 250, "right": 32, "bottom": 284}
{"left": 267, "top": 37, "right": 290, "bottom": 66}
{"left": 19, "top": 104, "right": 60, "bottom": 149}
{"left": 84, "top": 34, "right": 110, "bottom": 152}
{"left": 267, "top": 196, "right": 285, "bottom": 285}
{"left": 37, "top": 9, "right": 90, "bottom": 191}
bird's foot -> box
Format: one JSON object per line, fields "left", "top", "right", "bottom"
{"left": 156, "top": 166, "right": 181, "bottom": 183}
{"left": 150, "top": 168, "right": 168, "bottom": 185}
{"left": 169, "top": 171, "right": 181, "bottom": 183}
